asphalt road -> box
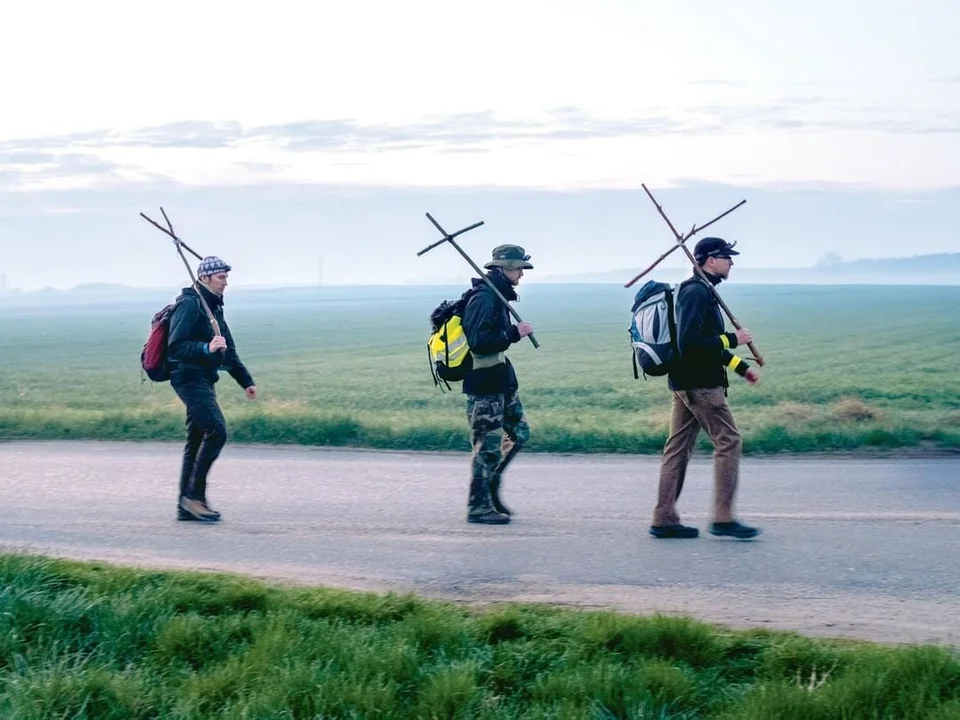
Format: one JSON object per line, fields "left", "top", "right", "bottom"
{"left": 1, "top": 440, "right": 957, "bottom": 647}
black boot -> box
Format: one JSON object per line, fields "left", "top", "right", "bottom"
{"left": 467, "top": 476, "right": 510, "bottom": 525}
{"left": 489, "top": 474, "right": 512, "bottom": 516}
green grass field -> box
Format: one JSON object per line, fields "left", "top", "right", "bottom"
{"left": 2, "top": 553, "right": 959, "bottom": 719}
{"left": 1, "top": 282, "right": 959, "bottom": 454}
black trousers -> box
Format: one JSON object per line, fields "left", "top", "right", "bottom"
{"left": 171, "top": 374, "right": 228, "bottom": 502}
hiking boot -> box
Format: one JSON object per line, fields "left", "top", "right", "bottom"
{"left": 468, "top": 509, "right": 511, "bottom": 525}
{"left": 710, "top": 520, "right": 760, "bottom": 539}
{"left": 489, "top": 475, "right": 512, "bottom": 516}
{"left": 649, "top": 524, "right": 699, "bottom": 539}
{"left": 178, "top": 497, "right": 220, "bottom": 522}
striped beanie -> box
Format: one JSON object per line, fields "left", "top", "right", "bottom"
{"left": 197, "top": 256, "right": 232, "bottom": 278}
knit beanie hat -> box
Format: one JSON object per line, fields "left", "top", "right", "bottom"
{"left": 197, "top": 256, "right": 232, "bottom": 278}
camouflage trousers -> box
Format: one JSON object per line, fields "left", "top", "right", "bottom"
{"left": 466, "top": 391, "right": 530, "bottom": 512}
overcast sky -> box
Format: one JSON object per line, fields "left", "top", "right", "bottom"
{"left": 1, "top": 0, "right": 958, "bottom": 290}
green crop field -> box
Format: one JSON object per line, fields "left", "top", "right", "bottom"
{"left": 1, "top": 283, "right": 959, "bottom": 454}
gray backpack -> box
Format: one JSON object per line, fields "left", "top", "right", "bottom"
{"left": 628, "top": 280, "right": 679, "bottom": 378}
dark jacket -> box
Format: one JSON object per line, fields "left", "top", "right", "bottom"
{"left": 461, "top": 270, "right": 522, "bottom": 396}
{"left": 667, "top": 272, "right": 750, "bottom": 391}
{"left": 166, "top": 284, "right": 254, "bottom": 389}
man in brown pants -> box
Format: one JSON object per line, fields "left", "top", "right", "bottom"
{"left": 650, "top": 237, "right": 761, "bottom": 540}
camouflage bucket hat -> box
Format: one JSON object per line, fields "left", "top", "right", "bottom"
{"left": 483, "top": 244, "right": 534, "bottom": 270}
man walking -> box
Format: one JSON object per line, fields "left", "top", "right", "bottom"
{"left": 461, "top": 245, "right": 536, "bottom": 525}
{"left": 650, "top": 237, "right": 761, "bottom": 540}
{"left": 167, "top": 256, "right": 257, "bottom": 522}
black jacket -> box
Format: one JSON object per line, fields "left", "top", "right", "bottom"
{"left": 166, "top": 284, "right": 254, "bottom": 389}
{"left": 667, "top": 272, "right": 750, "bottom": 391}
{"left": 461, "top": 270, "right": 522, "bottom": 396}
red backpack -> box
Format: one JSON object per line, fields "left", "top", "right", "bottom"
{"left": 141, "top": 304, "right": 176, "bottom": 382}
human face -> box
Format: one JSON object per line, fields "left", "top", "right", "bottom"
{"left": 202, "top": 272, "right": 229, "bottom": 295}
{"left": 503, "top": 267, "right": 524, "bottom": 285}
{"left": 705, "top": 256, "right": 734, "bottom": 279}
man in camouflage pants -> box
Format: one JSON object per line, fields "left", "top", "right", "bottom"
{"left": 460, "top": 244, "right": 536, "bottom": 524}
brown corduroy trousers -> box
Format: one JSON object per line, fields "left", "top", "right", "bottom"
{"left": 652, "top": 388, "right": 743, "bottom": 527}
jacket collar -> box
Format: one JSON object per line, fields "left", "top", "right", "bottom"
{"left": 472, "top": 269, "right": 518, "bottom": 302}
{"left": 697, "top": 270, "right": 724, "bottom": 287}
{"left": 184, "top": 282, "right": 224, "bottom": 308}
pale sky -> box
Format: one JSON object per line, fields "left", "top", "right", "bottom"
{"left": 1, "top": 0, "right": 959, "bottom": 290}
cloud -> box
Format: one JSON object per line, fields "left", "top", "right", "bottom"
{"left": 250, "top": 111, "right": 553, "bottom": 151}
{"left": 116, "top": 121, "right": 247, "bottom": 149}
{"left": 246, "top": 118, "right": 361, "bottom": 150}
{"left": 0, "top": 122, "right": 245, "bottom": 156}
{"left": 2, "top": 97, "right": 959, "bottom": 193}
{"left": 0, "top": 150, "right": 63, "bottom": 164}
{"left": 249, "top": 107, "right": 718, "bottom": 151}
{"left": 1, "top": 129, "right": 110, "bottom": 152}
{"left": 0, "top": 151, "right": 124, "bottom": 185}
{"left": 2, "top": 98, "right": 957, "bottom": 165}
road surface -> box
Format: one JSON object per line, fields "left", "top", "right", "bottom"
{"left": 1, "top": 440, "right": 957, "bottom": 647}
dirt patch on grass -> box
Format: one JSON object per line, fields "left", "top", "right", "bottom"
{"left": 830, "top": 398, "right": 884, "bottom": 423}
{"left": 773, "top": 401, "right": 819, "bottom": 423}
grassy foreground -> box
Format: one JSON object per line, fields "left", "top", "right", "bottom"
{"left": 2, "top": 283, "right": 960, "bottom": 454}
{"left": 1, "top": 554, "right": 959, "bottom": 719}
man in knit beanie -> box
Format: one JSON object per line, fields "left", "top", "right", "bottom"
{"left": 165, "top": 255, "right": 257, "bottom": 522}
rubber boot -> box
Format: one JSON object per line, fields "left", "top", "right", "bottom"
{"left": 489, "top": 473, "right": 512, "bottom": 516}
{"left": 467, "top": 476, "right": 510, "bottom": 525}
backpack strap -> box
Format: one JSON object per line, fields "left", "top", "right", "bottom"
{"left": 426, "top": 340, "right": 452, "bottom": 392}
